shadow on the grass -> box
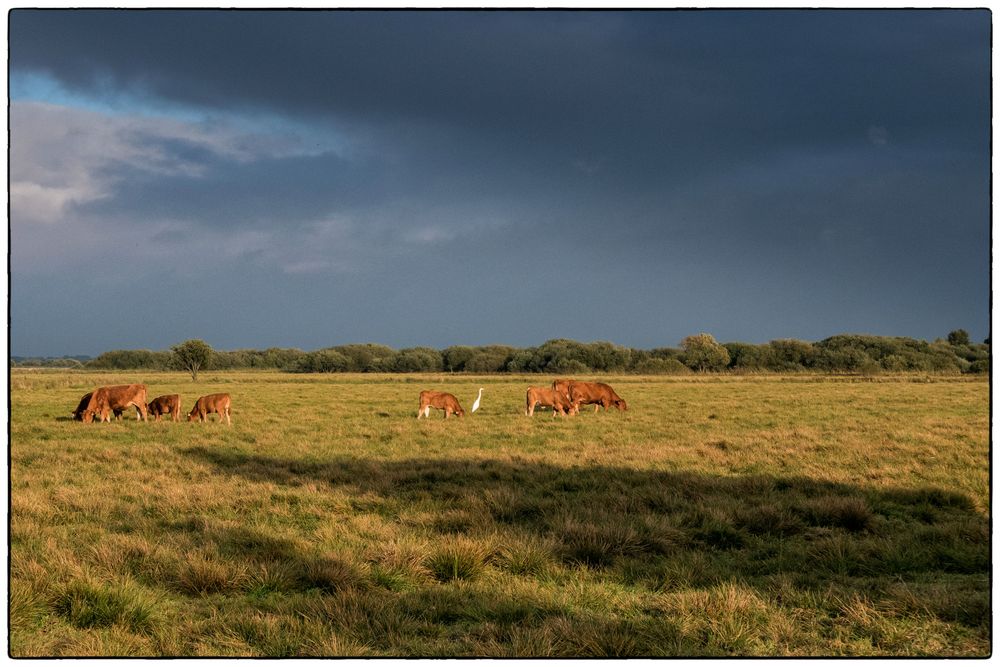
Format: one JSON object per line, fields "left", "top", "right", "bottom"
{"left": 182, "top": 445, "right": 986, "bottom": 572}
{"left": 171, "top": 446, "right": 989, "bottom": 656}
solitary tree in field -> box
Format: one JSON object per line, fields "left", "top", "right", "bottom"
{"left": 172, "top": 339, "right": 213, "bottom": 381}
{"left": 680, "top": 333, "right": 731, "bottom": 372}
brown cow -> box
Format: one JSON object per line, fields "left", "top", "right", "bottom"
{"left": 147, "top": 394, "right": 182, "bottom": 422}
{"left": 72, "top": 392, "right": 124, "bottom": 421}
{"left": 552, "top": 379, "right": 583, "bottom": 415}
{"left": 525, "top": 387, "right": 573, "bottom": 417}
{"left": 188, "top": 393, "right": 231, "bottom": 424}
{"left": 79, "top": 384, "right": 148, "bottom": 423}
{"left": 417, "top": 390, "right": 464, "bottom": 419}
{"left": 551, "top": 378, "right": 574, "bottom": 397}
{"left": 568, "top": 381, "right": 627, "bottom": 413}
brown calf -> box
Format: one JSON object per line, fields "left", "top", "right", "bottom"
{"left": 147, "top": 394, "right": 182, "bottom": 422}
{"left": 525, "top": 386, "right": 573, "bottom": 417}
{"left": 80, "top": 384, "right": 148, "bottom": 423}
{"left": 188, "top": 393, "right": 231, "bottom": 424}
{"left": 417, "top": 390, "right": 465, "bottom": 419}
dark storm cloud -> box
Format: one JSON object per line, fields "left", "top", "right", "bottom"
{"left": 11, "top": 10, "right": 987, "bottom": 155}
{"left": 8, "top": 9, "right": 991, "bottom": 354}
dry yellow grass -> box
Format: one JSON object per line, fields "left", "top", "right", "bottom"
{"left": 9, "top": 370, "right": 990, "bottom": 656}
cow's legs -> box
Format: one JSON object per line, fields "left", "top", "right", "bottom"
{"left": 225, "top": 407, "right": 231, "bottom": 425}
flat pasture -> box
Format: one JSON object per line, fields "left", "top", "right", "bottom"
{"left": 9, "top": 371, "right": 990, "bottom": 656}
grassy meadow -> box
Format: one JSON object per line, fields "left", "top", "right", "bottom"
{"left": 9, "top": 370, "right": 991, "bottom": 657}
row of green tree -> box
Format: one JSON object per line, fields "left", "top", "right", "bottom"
{"left": 69, "top": 331, "right": 989, "bottom": 376}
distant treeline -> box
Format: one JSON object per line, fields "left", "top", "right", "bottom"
{"left": 10, "top": 355, "right": 90, "bottom": 368}
{"left": 23, "top": 331, "right": 989, "bottom": 375}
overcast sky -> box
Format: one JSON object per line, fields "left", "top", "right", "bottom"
{"left": 9, "top": 9, "right": 991, "bottom": 356}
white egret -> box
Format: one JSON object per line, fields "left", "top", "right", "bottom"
{"left": 471, "top": 387, "right": 484, "bottom": 413}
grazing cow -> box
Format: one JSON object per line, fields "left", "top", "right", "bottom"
{"left": 147, "top": 394, "right": 182, "bottom": 422}
{"left": 551, "top": 379, "right": 583, "bottom": 415}
{"left": 551, "top": 378, "right": 574, "bottom": 397}
{"left": 552, "top": 380, "right": 584, "bottom": 415}
{"left": 417, "top": 390, "right": 465, "bottom": 419}
{"left": 525, "top": 387, "right": 573, "bottom": 417}
{"left": 79, "top": 384, "right": 148, "bottom": 423}
{"left": 188, "top": 393, "right": 231, "bottom": 424}
{"left": 72, "top": 392, "right": 124, "bottom": 421}
{"left": 568, "top": 381, "right": 628, "bottom": 413}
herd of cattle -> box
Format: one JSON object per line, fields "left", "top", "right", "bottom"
{"left": 70, "top": 379, "right": 626, "bottom": 424}
{"left": 419, "top": 379, "right": 627, "bottom": 418}
{"left": 71, "top": 384, "right": 231, "bottom": 424}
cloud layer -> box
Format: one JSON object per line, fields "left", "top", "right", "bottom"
{"left": 9, "top": 10, "right": 991, "bottom": 355}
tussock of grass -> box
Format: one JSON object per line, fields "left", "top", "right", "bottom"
{"left": 554, "top": 515, "right": 646, "bottom": 567}
{"left": 52, "top": 578, "right": 158, "bottom": 633}
{"left": 496, "top": 536, "right": 557, "bottom": 577}
{"left": 734, "top": 503, "right": 805, "bottom": 536}
{"left": 296, "top": 555, "right": 365, "bottom": 593}
{"left": 477, "top": 621, "right": 566, "bottom": 657}
{"left": 801, "top": 496, "right": 875, "bottom": 532}
{"left": 483, "top": 486, "right": 543, "bottom": 524}
{"left": 883, "top": 578, "right": 990, "bottom": 630}
{"left": 175, "top": 553, "right": 248, "bottom": 595}
{"left": 88, "top": 534, "right": 155, "bottom": 579}
{"left": 649, "top": 550, "right": 719, "bottom": 592}
{"left": 64, "top": 625, "right": 157, "bottom": 657}
{"left": 369, "top": 564, "right": 413, "bottom": 591}
{"left": 9, "top": 584, "right": 47, "bottom": 634}
{"left": 426, "top": 538, "right": 488, "bottom": 582}
{"left": 430, "top": 508, "right": 484, "bottom": 534}
{"left": 558, "top": 617, "right": 641, "bottom": 656}
{"left": 225, "top": 612, "right": 319, "bottom": 657}
{"left": 245, "top": 562, "right": 300, "bottom": 597}
{"left": 297, "top": 588, "right": 411, "bottom": 652}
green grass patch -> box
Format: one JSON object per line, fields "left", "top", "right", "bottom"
{"left": 52, "top": 579, "right": 158, "bottom": 633}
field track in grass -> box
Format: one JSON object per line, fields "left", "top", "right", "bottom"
{"left": 9, "top": 370, "right": 990, "bottom": 656}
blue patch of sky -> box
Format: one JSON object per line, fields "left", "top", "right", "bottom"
{"left": 10, "top": 70, "right": 349, "bottom": 157}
